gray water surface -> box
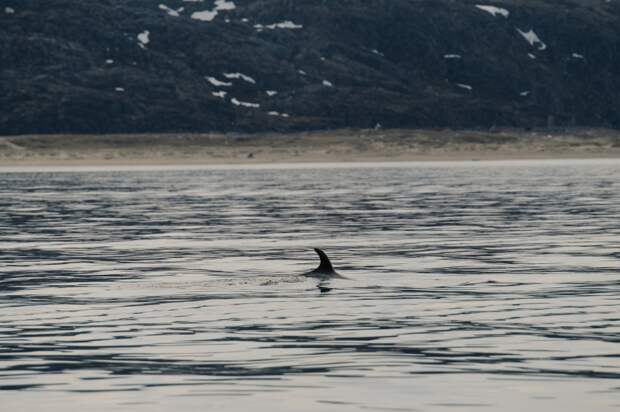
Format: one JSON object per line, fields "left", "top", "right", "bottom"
{"left": 1, "top": 160, "right": 619, "bottom": 411}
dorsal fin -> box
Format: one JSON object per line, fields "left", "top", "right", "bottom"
{"left": 314, "top": 248, "right": 334, "bottom": 273}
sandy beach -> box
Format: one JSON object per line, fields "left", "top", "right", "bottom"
{"left": 1, "top": 128, "right": 619, "bottom": 167}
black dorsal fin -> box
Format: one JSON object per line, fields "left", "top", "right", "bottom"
{"left": 314, "top": 248, "right": 334, "bottom": 273}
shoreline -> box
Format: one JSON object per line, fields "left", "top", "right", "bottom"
{"left": 1, "top": 128, "right": 619, "bottom": 167}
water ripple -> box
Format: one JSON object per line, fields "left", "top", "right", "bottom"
{"left": 1, "top": 160, "right": 619, "bottom": 411}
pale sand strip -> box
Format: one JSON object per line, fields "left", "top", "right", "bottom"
{"left": 1, "top": 128, "right": 619, "bottom": 167}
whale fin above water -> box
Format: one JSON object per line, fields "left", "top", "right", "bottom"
{"left": 314, "top": 248, "right": 334, "bottom": 273}
{"left": 303, "top": 248, "right": 344, "bottom": 279}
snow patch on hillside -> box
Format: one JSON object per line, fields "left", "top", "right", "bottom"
{"left": 214, "top": 0, "right": 235, "bottom": 11}
{"left": 191, "top": 0, "right": 235, "bottom": 21}
{"left": 137, "top": 31, "right": 150, "bottom": 49}
{"left": 517, "top": 28, "right": 546, "bottom": 50}
{"left": 192, "top": 10, "right": 217, "bottom": 21}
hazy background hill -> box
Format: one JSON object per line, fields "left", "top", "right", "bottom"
{"left": 1, "top": 0, "right": 619, "bottom": 135}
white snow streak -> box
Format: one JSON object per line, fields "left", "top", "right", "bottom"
{"left": 206, "top": 76, "right": 233, "bottom": 87}
{"left": 255, "top": 21, "right": 303, "bottom": 30}
{"left": 268, "top": 111, "right": 289, "bottom": 117}
{"left": 231, "top": 98, "right": 260, "bottom": 108}
{"left": 475, "top": 5, "right": 510, "bottom": 18}
{"left": 159, "top": 4, "right": 183, "bottom": 17}
{"left": 223, "top": 72, "right": 256, "bottom": 84}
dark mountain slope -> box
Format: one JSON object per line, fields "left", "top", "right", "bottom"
{"left": 1, "top": 0, "right": 619, "bottom": 135}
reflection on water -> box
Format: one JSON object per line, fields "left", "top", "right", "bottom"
{"left": 0, "top": 160, "right": 619, "bottom": 411}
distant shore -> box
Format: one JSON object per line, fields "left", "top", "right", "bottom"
{"left": 1, "top": 128, "right": 619, "bottom": 167}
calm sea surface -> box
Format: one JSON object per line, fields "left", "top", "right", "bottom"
{"left": 1, "top": 160, "right": 619, "bottom": 411}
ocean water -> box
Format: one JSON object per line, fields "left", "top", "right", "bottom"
{"left": 0, "top": 160, "right": 619, "bottom": 411}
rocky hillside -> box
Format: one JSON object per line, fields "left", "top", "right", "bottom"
{"left": 1, "top": 0, "right": 619, "bottom": 135}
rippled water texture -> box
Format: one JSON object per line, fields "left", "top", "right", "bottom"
{"left": 1, "top": 160, "right": 619, "bottom": 411}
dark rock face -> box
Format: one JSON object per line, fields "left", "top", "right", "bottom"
{"left": 1, "top": 0, "right": 619, "bottom": 135}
